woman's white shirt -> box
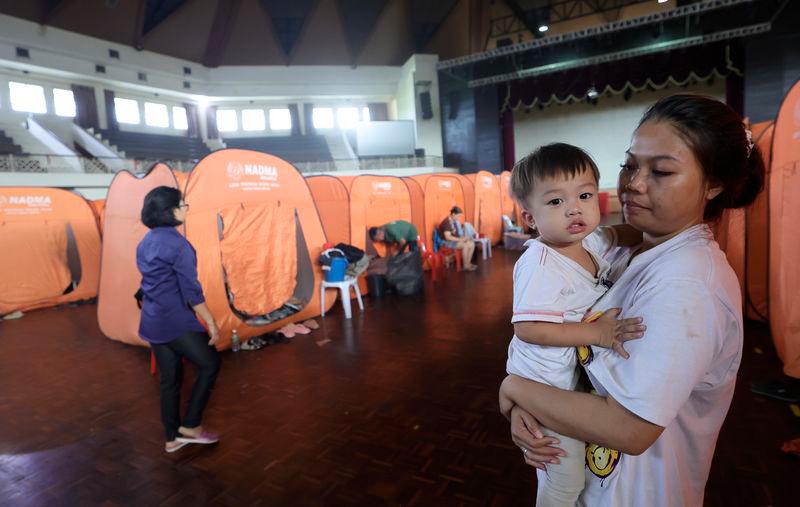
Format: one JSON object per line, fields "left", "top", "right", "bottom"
{"left": 578, "top": 224, "right": 743, "bottom": 507}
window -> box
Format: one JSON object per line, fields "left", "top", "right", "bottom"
{"left": 114, "top": 97, "right": 140, "bottom": 124}
{"left": 216, "top": 109, "right": 238, "bottom": 132}
{"left": 242, "top": 109, "right": 266, "bottom": 131}
{"left": 9, "top": 82, "right": 47, "bottom": 114}
{"left": 337, "top": 107, "right": 360, "bottom": 129}
{"left": 362, "top": 106, "right": 370, "bottom": 122}
{"left": 53, "top": 88, "right": 76, "bottom": 117}
{"left": 172, "top": 106, "right": 188, "bottom": 130}
{"left": 269, "top": 108, "right": 291, "bottom": 131}
{"left": 144, "top": 102, "right": 169, "bottom": 128}
{"left": 312, "top": 107, "right": 334, "bottom": 129}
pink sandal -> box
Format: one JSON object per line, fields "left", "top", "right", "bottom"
{"left": 278, "top": 324, "right": 296, "bottom": 338}
{"left": 291, "top": 324, "right": 311, "bottom": 335}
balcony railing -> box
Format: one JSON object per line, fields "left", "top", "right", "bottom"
{"left": 0, "top": 154, "right": 446, "bottom": 175}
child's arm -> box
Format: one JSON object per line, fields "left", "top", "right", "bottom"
{"left": 514, "top": 309, "right": 645, "bottom": 359}
{"left": 607, "top": 224, "right": 643, "bottom": 247}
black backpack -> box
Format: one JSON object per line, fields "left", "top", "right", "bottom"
{"left": 334, "top": 243, "right": 366, "bottom": 264}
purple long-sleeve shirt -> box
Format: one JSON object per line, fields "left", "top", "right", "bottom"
{"left": 136, "top": 227, "right": 206, "bottom": 344}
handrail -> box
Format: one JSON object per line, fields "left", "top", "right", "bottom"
{"left": 0, "top": 153, "right": 447, "bottom": 174}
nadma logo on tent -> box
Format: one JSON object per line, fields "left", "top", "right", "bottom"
{"left": 371, "top": 182, "right": 392, "bottom": 194}
{"left": 438, "top": 180, "right": 452, "bottom": 190}
{"left": 228, "top": 162, "right": 279, "bottom": 181}
{"left": 482, "top": 176, "right": 493, "bottom": 188}
{"left": 227, "top": 162, "right": 244, "bottom": 181}
{"left": 5, "top": 195, "right": 52, "bottom": 206}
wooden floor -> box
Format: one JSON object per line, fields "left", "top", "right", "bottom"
{"left": 1, "top": 248, "right": 797, "bottom": 506}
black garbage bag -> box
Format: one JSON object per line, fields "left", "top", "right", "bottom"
{"left": 386, "top": 250, "right": 423, "bottom": 296}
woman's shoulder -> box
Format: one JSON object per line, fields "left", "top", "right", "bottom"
{"left": 639, "top": 236, "right": 740, "bottom": 308}
{"left": 139, "top": 228, "right": 187, "bottom": 253}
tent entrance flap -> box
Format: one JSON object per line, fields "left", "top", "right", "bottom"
{"left": 65, "top": 222, "right": 82, "bottom": 286}
{"left": 217, "top": 204, "right": 312, "bottom": 325}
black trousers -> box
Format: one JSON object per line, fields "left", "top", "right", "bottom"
{"left": 151, "top": 331, "right": 221, "bottom": 441}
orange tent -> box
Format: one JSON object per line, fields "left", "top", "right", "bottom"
{"left": 499, "top": 171, "right": 515, "bottom": 219}
{"left": 97, "top": 163, "right": 178, "bottom": 346}
{"left": 307, "top": 175, "right": 351, "bottom": 245}
{"left": 183, "top": 149, "right": 333, "bottom": 350}
{"left": 90, "top": 199, "right": 106, "bottom": 232}
{"left": 467, "top": 171, "right": 503, "bottom": 244}
{"left": 172, "top": 169, "right": 189, "bottom": 193}
{"left": 348, "top": 175, "right": 417, "bottom": 255}
{"left": 744, "top": 121, "right": 774, "bottom": 321}
{"left": 412, "top": 174, "right": 470, "bottom": 249}
{"left": 498, "top": 170, "right": 526, "bottom": 232}
{"left": 0, "top": 187, "right": 101, "bottom": 316}
{"left": 769, "top": 79, "right": 800, "bottom": 377}
{"left": 713, "top": 208, "right": 745, "bottom": 298}
{"left": 455, "top": 174, "right": 475, "bottom": 224}
{"left": 403, "top": 177, "right": 426, "bottom": 242}
{"left": 335, "top": 175, "right": 356, "bottom": 191}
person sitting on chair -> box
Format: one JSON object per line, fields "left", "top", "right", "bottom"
{"left": 438, "top": 206, "right": 477, "bottom": 271}
{"left": 369, "top": 220, "right": 418, "bottom": 253}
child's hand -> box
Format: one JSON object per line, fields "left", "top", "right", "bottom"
{"left": 594, "top": 308, "right": 645, "bottom": 359}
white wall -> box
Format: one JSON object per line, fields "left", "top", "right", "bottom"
{"left": 513, "top": 81, "right": 726, "bottom": 189}
{"left": 391, "top": 54, "right": 443, "bottom": 158}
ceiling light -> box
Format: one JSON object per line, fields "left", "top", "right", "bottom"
{"left": 538, "top": 25, "right": 549, "bottom": 33}
{"left": 658, "top": 0, "right": 668, "bottom": 4}
{"left": 587, "top": 86, "right": 598, "bottom": 99}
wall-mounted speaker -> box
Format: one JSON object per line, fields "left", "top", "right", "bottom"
{"left": 420, "top": 91, "right": 433, "bottom": 120}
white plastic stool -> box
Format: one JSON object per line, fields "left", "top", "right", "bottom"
{"left": 475, "top": 237, "right": 492, "bottom": 259}
{"left": 320, "top": 277, "right": 364, "bottom": 319}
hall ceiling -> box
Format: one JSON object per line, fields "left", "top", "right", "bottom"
{"left": 0, "top": 0, "right": 462, "bottom": 67}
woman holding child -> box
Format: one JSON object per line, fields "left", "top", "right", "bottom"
{"left": 500, "top": 94, "right": 765, "bottom": 506}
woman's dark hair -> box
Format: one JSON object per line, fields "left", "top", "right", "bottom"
{"left": 450, "top": 206, "right": 463, "bottom": 215}
{"left": 141, "top": 186, "right": 183, "bottom": 229}
{"left": 638, "top": 93, "right": 765, "bottom": 220}
{"left": 368, "top": 226, "right": 380, "bottom": 240}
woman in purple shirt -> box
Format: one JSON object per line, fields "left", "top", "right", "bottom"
{"left": 137, "top": 186, "right": 221, "bottom": 453}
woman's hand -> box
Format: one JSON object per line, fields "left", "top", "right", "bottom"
{"left": 595, "top": 308, "right": 646, "bottom": 359}
{"left": 501, "top": 375, "right": 566, "bottom": 469}
{"left": 510, "top": 406, "right": 566, "bottom": 470}
{"left": 207, "top": 322, "right": 220, "bottom": 346}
